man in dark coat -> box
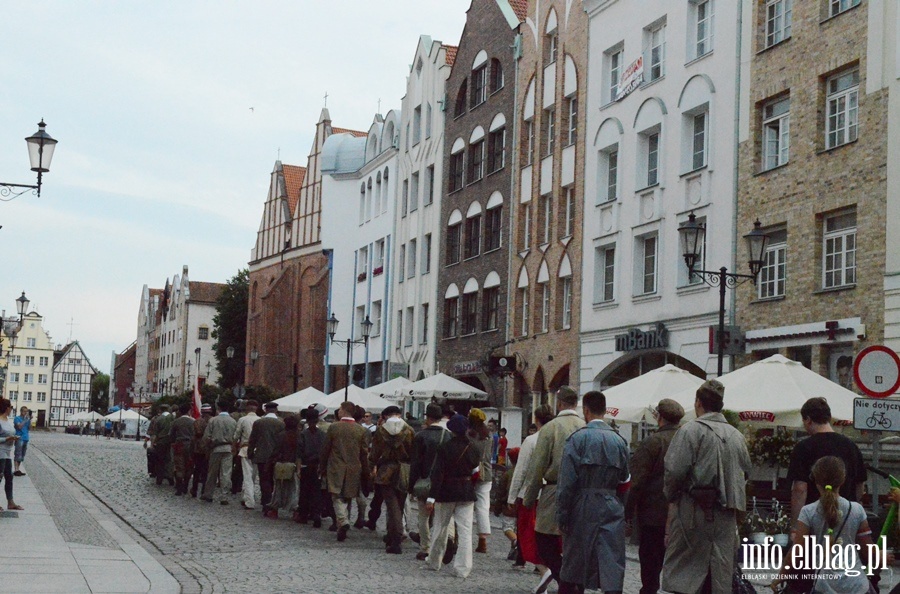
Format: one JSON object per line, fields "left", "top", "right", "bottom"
{"left": 189, "top": 404, "right": 213, "bottom": 497}
{"left": 296, "top": 404, "right": 328, "bottom": 526}
{"left": 320, "top": 400, "right": 370, "bottom": 542}
{"left": 556, "top": 391, "right": 630, "bottom": 594}
{"left": 248, "top": 401, "right": 285, "bottom": 516}
{"left": 152, "top": 405, "right": 175, "bottom": 486}
{"left": 169, "top": 403, "right": 195, "bottom": 496}
{"left": 409, "top": 403, "right": 450, "bottom": 560}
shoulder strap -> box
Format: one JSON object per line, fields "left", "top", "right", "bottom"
{"left": 426, "top": 430, "right": 447, "bottom": 477}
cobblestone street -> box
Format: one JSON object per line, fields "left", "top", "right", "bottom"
{"left": 32, "top": 432, "right": 644, "bottom": 593}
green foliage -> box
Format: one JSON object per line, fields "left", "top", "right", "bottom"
{"left": 748, "top": 427, "right": 797, "bottom": 468}
{"left": 90, "top": 373, "right": 110, "bottom": 413}
{"left": 212, "top": 268, "right": 249, "bottom": 389}
{"left": 722, "top": 409, "right": 742, "bottom": 429}
{"left": 147, "top": 383, "right": 282, "bottom": 417}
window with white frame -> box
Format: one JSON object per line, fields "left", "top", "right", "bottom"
{"left": 566, "top": 97, "right": 578, "bottom": 145}
{"left": 544, "top": 108, "right": 556, "bottom": 156}
{"left": 461, "top": 293, "right": 478, "bottom": 335}
{"left": 410, "top": 172, "right": 420, "bottom": 212}
{"left": 546, "top": 31, "right": 558, "bottom": 65}
{"left": 830, "top": 0, "right": 860, "bottom": 18}
{"left": 444, "top": 297, "right": 458, "bottom": 338}
{"left": 646, "top": 22, "right": 666, "bottom": 81}
{"left": 398, "top": 244, "right": 406, "bottom": 282}
{"left": 485, "top": 205, "right": 502, "bottom": 251}
{"left": 482, "top": 287, "right": 499, "bottom": 331}
{"left": 24, "top": 373, "right": 33, "bottom": 384}
{"left": 396, "top": 310, "right": 404, "bottom": 347}
{"left": 758, "top": 229, "right": 786, "bottom": 299}
{"left": 638, "top": 235, "right": 658, "bottom": 295}
{"left": 449, "top": 151, "right": 464, "bottom": 192}
{"left": 606, "top": 47, "right": 623, "bottom": 104}
{"left": 540, "top": 283, "right": 551, "bottom": 332}
{"left": 561, "top": 277, "right": 572, "bottom": 329}
{"left": 690, "top": 111, "right": 708, "bottom": 171}
{"left": 465, "top": 214, "right": 482, "bottom": 259}
{"left": 374, "top": 239, "right": 385, "bottom": 272}
{"left": 358, "top": 246, "right": 368, "bottom": 279}
{"left": 40, "top": 356, "right": 48, "bottom": 367}
{"left": 405, "top": 307, "right": 415, "bottom": 346}
{"left": 642, "top": 130, "right": 661, "bottom": 187}
{"left": 23, "top": 392, "right": 32, "bottom": 401}
{"left": 540, "top": 194, "right": 552, "bottom": 244}
{"left": 763, "top": 96, "right": 790, "bottom": 170}
{"left": 563, "top": 187, "right": 576, "bottom": 238}
{"left": 9, "top": 373, "right": 18, "bottom": 383}
{"left": 826, "top": 68, "right": 859, "bottom": 149}
{"left": 468, "top": 140, "right": 484, "bottom": 181}
{"left": 413, "top": 106, "right": 422, "bottom": 145}
{"left": 423, "top": 234, "right": 432, "bottom": 274}
{"left": 27, "top": 338, "right": 35, "bottom": 348}
{"left": 694, "top": 0, "right": 714, "bottom": 59}
{"left": 402, "top": 179, "right": 409, "bottom": 216}
{"left": 447, "top": 223, "right": 461, "bottom": 265}
{"left": 520, "top": 205, "right": 532, "bottom": 250}
{"left": 520, "top": 288, "right": 530, "bottom": 336}
{"left": 524, "top": 119, "right": 535, "bottom": 165}
{"left": 823, "top": 210, "right": 856, "bottom": 288}
{"left": 25, "top": 356, "right": 34, "bottom": 366}
{"left": 678, "top": 216, "right": 706, "bottom": 286}
{"left": 595, "top": 245, "right": 616, "bottom": 303}
{"left": 38, "top": 374, "right": 47, "bottom": 384}
{"left": 488, "top": 127, "right": 506, "bottom": 172}
{"left": 472, "top": 65, "right": 488, "bottom": 107}
{"left": 409, "top": 238, "right": 417, "bottom": 278}
{"left": 424, "top": 165, "right": 435, "bottom": 205}
{"left": 603, "top": 148, "right": 619, "bottom": 202}
{"left": 9, "top": 355, "right": 20, "bottom": 366}
{"left": 420, "top": 303, "right": 429, "bottom": 343}
{"left": 765, "top": 0, "right": 792, "bottom": 47}
{"left": 371, "top": 301, "right": 382, "bottom": 336}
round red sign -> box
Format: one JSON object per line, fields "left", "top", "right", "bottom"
{"left": 854, "top": 346, "right": 900, "bottom": 398}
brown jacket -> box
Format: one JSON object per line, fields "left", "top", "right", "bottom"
{"left": 369, "top": 420, "right": 414, "bottom": 488}
{"left": 320, "top": 419, "right": 370, "bottom": 498}
{"left": 625, "top": 424, "right": 679, "bottom": 527}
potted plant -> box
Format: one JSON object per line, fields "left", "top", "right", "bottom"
{"left": 765, "top": 500, "right": 791, "bottom": 546}
{"left": 744, "top": 498, "right": 767, "bottom": 544}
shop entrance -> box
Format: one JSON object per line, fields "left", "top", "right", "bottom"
{"left": 592, "top": 350, "right": 705, "bottom": 390}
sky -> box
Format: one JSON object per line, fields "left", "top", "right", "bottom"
{"left": 0, "top": 1, "right": 469, "bottom": 373}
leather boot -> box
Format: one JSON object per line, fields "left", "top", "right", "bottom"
{"left": 476, "top": 536, "right": 488, "bottom": 553}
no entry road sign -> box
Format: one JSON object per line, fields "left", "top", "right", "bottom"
{"left": 854, "top": 345, "right": 900, "bottom": 398}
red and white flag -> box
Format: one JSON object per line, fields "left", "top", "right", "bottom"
{"left": 191, "top": 378, "right": 202, "bottom": 419}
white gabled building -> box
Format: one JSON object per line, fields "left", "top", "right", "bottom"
{"left": 321, "top": 112, "right": 399, "bottom": 387}
{"left": 392, "top": 36, "right": 455, "bottom": 384}
{"left": 580, "top": 0, "right": 742, "bottom": 390}
{"left": 4, "top": 312, "right": 56, "bottom": 427}
{"left": 50, "top": 341, "right": 97, "bottom": 428}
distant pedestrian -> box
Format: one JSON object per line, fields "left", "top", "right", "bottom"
{"left": 468, "top": 408, "right": 493, "bottom": 554}
{"left": 556, "top": 391, "right": 630, "bottom": 594}
{"left": 189, "top": 404, "right": 213, "bottom": 498}
{"left": 229, "top": 399, "right": 246, "bottom": 495}
{"left": 201, "top": 401, "right": 238, "bottom": 504}
{"left": 320, "top": 401, "right": 370, "bottom": 542}
{"left": 268, "top": 414, "right": 301, "bottom": 518}
{"left": 408, "top": 403, "right": 450, "bottom": 560}
{"left": 370, "top": 405, "right": 414, "bottom": 554}
{"left": 0, "top": 398, "right": 23, "bottom": 511}
{"left": 169, "top": 403, "right": 195, "bottom": 496}
{"left": 105, "top": 419, "right": 113, "bottom": 439}
{"left": 232, "top": 400, "right": 260, "bottom": 510}
{"left": 492, "top": 446, "right": 518, "bottom": 561}
{"left": 497, "top": 428, "right": 508, "bottom": 467}
{"left": 13, "top": 406, "right": 31, "bottom": 476}
{"left": 94, "top": 418, "right": 102, "bottom": 439}
{"left": 296, "top": 404, "right": 329, "bottom": 527}
{"left": 249, "top": 401, "right": 285, "bottom": 517}
{"left": 151, "top": 405, "right": 175, "bottom": 486}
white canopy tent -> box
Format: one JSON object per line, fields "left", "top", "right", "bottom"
{"left": 395, "top": 373, "right": 488, "bottom": 401}
{"left": 103, "top": 408, "right": 150, "bottom": 437}
{"left": 270, "top": 387, "right": 327, "bottom": 413}
{"left": 367, "top": 377, "right": 410, "bottom": 399}
{"left": 669, "top": 354, "right": 856, "bottom": 428}
{"left": 323, "top": 384, "right": 398, "bottom": 413}
{"left": 601, "top": 364, "right": 705, "bottom": 424}
{"left": 66, "top": 411, "right": 104, "bottom": 422}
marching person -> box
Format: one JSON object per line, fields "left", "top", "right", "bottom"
{"left": 229, "top": 399, "right": 246, "bottom": 496}
{"left": 320, "top": 400, "right": 370, "bottom": 542}
{"left": 370, "top": 405, "right": 414, "bottom": 554}
{"left": 201, "top": 401, "right": 238, "bottom": 505}
{"left": 556, "top": 391, "right": 630, "bottom": 594}
{"left": 408, "top": 403, "right": 450, "bottom": 560}
{"left": 169, "top": 403, "right": 195, "bottom": 496}
{"left": 468, "top": 408, "right": 493, "bottom": 554}
{"left": 662, "top": 379, "right": 752, "bottom": 594}
{"left": 268, "top": 414, "right": 301, "bottom": 519}
{"left": 297, "top": 404, "right": 328, "bottom": 526}
{"left": 189, "top": 404, "right": 213, "bottom": 497}
{"left": 152, "top": 405, "right": 175, "bottom": 486}
{"left": 249, "top": 401, "right": 285, "bottom": 517}
{"left": 233, "top": 400, "right": 260, "bottom": 510}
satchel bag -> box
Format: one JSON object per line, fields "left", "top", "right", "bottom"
{"left": 274, "top": 461, "right": 297, "bottom": 481}
{"left": 413, "top": 430, "right": 447, "bottom": 499}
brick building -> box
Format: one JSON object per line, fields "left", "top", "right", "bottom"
{"left": 509, "top": 0, "right": 588, "bottom": 408}
{"left": 736, "top": 0, "right": 888, "bottom": 384}
{"left": 436, "top": 0, "right": 526, "bottom": 405}
{"left": 112, "top": 341, "right": 136, "bottom": 408}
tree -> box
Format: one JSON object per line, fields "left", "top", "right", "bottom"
{"left": 90, "top": 373, "right": 110, "bottom": 413}
{"left": 212, "top": 268, "right": 249, "bottom": 389}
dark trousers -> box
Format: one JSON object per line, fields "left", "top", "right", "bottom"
{"left": 258, "top": 462, "right": 275, "bottom": 508}
{"left": 377, "top": 484, "right": 404, "bottom": 544}
{"left": 638, "top": 525, "right": 665, "bottom": 594}
{"left": 536, "top": 532, "right": 580, "bottom": 593}
{"left": 153, "top": 444, "right": 171, "bottom": 484}
{"left": 297, "top": 466, "right": 322, "bottom": 521}
{"left": 190, "top": 454, "right": 208, "bottom": 495}
{"left": 368, "top": 486, "right": 384, "bottom": 523}
{"left": 230, "top": 455, "right": 243, "bottom": 493}
{"left": 0, "top": 459, "right": 13, "bottom": 501}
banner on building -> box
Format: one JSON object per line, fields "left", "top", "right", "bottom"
{"left": 615, "top": 56, "right": 644, "bottom": 102}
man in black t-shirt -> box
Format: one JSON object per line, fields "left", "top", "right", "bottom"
{"left": 786, "top": 397, "right": 866, "bottom": 526}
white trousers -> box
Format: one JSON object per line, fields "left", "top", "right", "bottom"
{"left": 241, "top": 456, "right": 259, "bottom": 508}
{"left": 474, "top": 481, "right": 492, "bottom": 535}
{"left": 427, "top": 501, "right": 474, "bottom": 578}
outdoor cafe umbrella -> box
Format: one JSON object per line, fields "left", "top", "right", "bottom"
{"left": 270, "top": 387, "right": 327, "bottom": 413}
{"left": 67, "top": 410, "right": 104, "bottom": 422}
{"left": 322, "top": 384, "right": 397, "bottom": 413}
{"left": 396, "top": 372, "right": 488, "bottom": 401}
{"left": 601, "top": 364, "right": 705, "bottom": 424}
{"left": 367, "top": 376, "right": 411, "bottom": 399}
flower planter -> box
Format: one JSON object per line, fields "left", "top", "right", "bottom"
{"left": 750, "top": 532, "right": 768, "bottom": 544}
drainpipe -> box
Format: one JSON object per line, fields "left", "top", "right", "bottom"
{"left": 323, "top": 248, "right": 334, "bottom": 394}
{"left": 728, "top": 0, "right": 745, "bottom": 375}
{"left": 505, "top": 31, "right": 523, "bottom": 409}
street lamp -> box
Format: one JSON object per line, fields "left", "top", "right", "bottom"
{"left": 1, "top": 120, "right": 58, "bottom": 200}
{"left": 326, "top": 313, "right": 373, "bottom": 402}
{"left": 250, "top": 348, "right": 259, "bottom": 367}
{"left": 678, "top": 213, "right": 769, "bottom": 376}
{"left": 15, "top": 292, "right": 29, "bottom": 324}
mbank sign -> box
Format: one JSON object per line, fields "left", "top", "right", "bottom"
{"left": 615, "top": 323, "right": 668, "bottom": 352}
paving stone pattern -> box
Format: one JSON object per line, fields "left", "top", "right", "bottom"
{"left": 31, "top": 432, "right": 646, "bottom": 593}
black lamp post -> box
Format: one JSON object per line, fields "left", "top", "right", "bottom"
{"left": 15, "top": 292, "right": 29, "bottom": 324}
{"left": 1, "top": 120, "right": 58, "bottom": 200}
{"left": 677, "top": 213, "right": 770, "bottom": 376}
{"left": 327, "top": 313, "right": 373, "bottom": 402}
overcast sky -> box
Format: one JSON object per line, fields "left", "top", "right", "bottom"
{"left": 0, "top": 1, "right": 468, "bottom": 373}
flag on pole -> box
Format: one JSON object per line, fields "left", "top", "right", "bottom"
{"left": 191, "top": 378, "right": 202, "bottom": 419}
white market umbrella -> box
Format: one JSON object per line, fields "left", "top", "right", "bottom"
{"left": 67, "top": 411, "right": 104, "bottom": 422}
{"left": 323, "top": 384, "right": 397, "bottom": 413}
{"left": 601, "top": 364, "right": 705, "bottom": 424}
{"left": 671, "top": 354, "right": 856, "bottom": 428}
{"left": 270, "top": 387, "right": 327, "bottom": 413}
{"left": 103, "top": 409, "right": 147, "bottom": 422}
{"left": 367, "top": 376, "right": 410, "bottom": 399}
{"left": 397, "top": 372, "right": 488, "bottom": 401}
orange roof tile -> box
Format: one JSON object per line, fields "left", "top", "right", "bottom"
{"left": 331, "top": 126, "right": 368, "bottom": 138}
{"left": 188, "top": 281, "right": 226, "bottom": 305}
{"left": 282, "top": 164, "right": 306, "bottom": 213}
{"left": 443, "top": 45, "right": 458, "bottom": 66}
{"left": 508, "top": 0, "right": 528, "bottom": 21}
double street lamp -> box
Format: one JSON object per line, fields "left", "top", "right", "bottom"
{"left": 326, "top": 313, "right": 373, "bottom": 402}
{"left": 677, "top": 213, "right": 770, "bottom": 377}
{"left": 1, "top": 120, "right": 58, "bottom": 200}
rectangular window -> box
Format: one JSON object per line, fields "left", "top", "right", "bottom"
{"left": 396, "top": 310, "right": 403, "bottom": 348}
{"left": 447, "top": 224, "right": 461, "bottom": 265}
{"left": 371, "top": 300, "right": 382, "bottom": 336}
{"left": 647, "top": 132, "right": 660, "bottom": 186}
{"left": 410, "top": 172, "right": 420, "bottom": 212}
{"left": 696, "top": 0, "right": 714, "bottom": 58}
{"left": 405, "top": 307, "right": 415, "bottom": 346}
{"left": 482, "top": 287, "right": 499, "bottom": 331}
{"left": 520, "top": 288, "right": 530, "bottom": 336}
{"left": 540, "top": 194, "right": 552, "bottom": 245}
{"left": 524, "top": 120, "right": 534, "bottom": 165}
{"left": 766, "top": 0, "right": 792, "bottom": 47}
{"left": 444, "top": 297, "right": 458, "bottom": 338}
{"left": 609, "top": 49, "right": 623, "bottom": 103}
{"left": 545, "top": 109, "right": 556, "bottom": 156}
{"left": 374, "top": 239, "right": 385, "bottom": 273}
{"left": 547, "top": 32, "right": 558, "bottom": 65}
{"left": 9, "top": 391, "right": 17, "bottom": 401}
{"left": 358, "top": 246, "right": 368, "bottom": 279}
{"left": 424, "top": 165, "right": 435, "bottom": 205}
{"left": 468, "top": 141, "right": 484, "bottom": 182}
{"left": 465, "top": 215, "right": 481, "bottom": 259}
{"left": 408, "top": 238, "right": 417, "bottom": 278}
{"left": 823, "top": 211, "right": 857, "bottom": 288}
{"left": 38, "top": 374, "right": 47, "bottom": 384}
{"left": 426, "top": 104, "right": 433, "bottom": 139}
{"left": 648, "top": 24, "right": 666, "bottom": 81}
{"left": 485, "top": 206, "right": 502, "bottom": 251}
{"left": 398, "top": 244, "right": 406, "bottom": 282}
{"left": 563, "top": 187, "right": 576, "bottom": 238}
{"left": 198, "top": 327, "right": 209, "bottom": 340}
{"left": 413, "top": 106, "right": 422, "bottom": 145}
{"left": 24, "top": 373, "right": 33, "bottom": 384}
{"left": 762, "top": 97, "right": 790, "bottom": 170}
{"left": 758, "top": 229, "right": 787, "bottom": 299}
{"left": 692, "top": 112, "right": 707, "bottom": 170}
{"left": 23, "top": 392, "right": 32, "bottom": 401}
{"left": 402, "top": 180, "right": 409, "bottom": 216}
{"left": 25, "top": 356, "right": 34, "bottom": 366}
{"left": 602, "top": 246, "right": 616, "bottom": 302}
{"left": 10, "top": 355, "right": 20, "bottom": 366}
{"left": 423, "top": 234, "right": 432, "bottom": 274}
{"left": 521, "top": 206, "right": 532, "bottom": 250}
{"left": 830, "top": 0, "right": 860, "bottom": 18}
{"left": 488, "top": 128, "right": 506, "bottom": 172}
{"left": 826, "top": 69, "right": 859, "bottom": 149}
{"left": 9, "top": 373, "right": 18, "bottom": 383}
{"left": 472, "top": 66, "right": 488, "bottom": 106}
{"left": 567, "top": 98, "right": 578, "bottom": 145}
{"left": 449, "top": 152, "right": 464, "bottom": 192}
{"left": 606, "top": 149, "right": 619, "bottom": 202}
{"left": 540, "top": 284, "right": 551, "bottom": 332}
{"left": 461, "top": 293, "right": 477, "bottom": 335}
{"left": 641, "top": 236, "right": 658, "bottom": 295}
{"left": 561, "top": 277, "right": 572, "bottom": 329}
{"left": 27, "top": 338, "right": 35, "bottom": 348}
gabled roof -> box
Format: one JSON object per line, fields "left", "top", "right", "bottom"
{"left": 443, "top": 45, "right": 458, "bottom": 66}
{"left": 52, "top": 340, "right": 99, "bottom": 375}
{"left": 187, "top": 281, "right": 226, "bottom": 305}
{"left": 507, "top": 0, "right": 528, "bottom": 21}
{"left": 331, "top": 127, "right": 368, "bottom": 138}
{"left": 282, "top": 164, "right": 306, "bottom": 214}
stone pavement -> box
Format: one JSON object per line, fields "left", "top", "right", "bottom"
{"left": 0, "top": 445, "right": 179, "bottom": 593}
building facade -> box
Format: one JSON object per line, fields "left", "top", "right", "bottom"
{"left": 883, "top": 0, "right": 900, "bottom": 359}
{"left": 580, "top": 0, "right": 744, "bottom": 392}
{"left": 736, "top": 0, "right": 888, "bottom": 382}
{"left": 510, "top": 0, "right": 588, "bottom": 408}
{"left": 321, "top": 112, "right": 398, "bottom": 388}
{"left": 112, "top": 341, "right": 137, "bottom": 409}
{"left": 392, "top": 36, "right": 456, "bottom": 384}
{"left": 49, "top": 341, "right": 97, "bottom": 428}
{"left": 436, "top": 0, "right": 526, "bottom": 404}
{"left": 4, "top": 312, "right": 56, "bottom": 427}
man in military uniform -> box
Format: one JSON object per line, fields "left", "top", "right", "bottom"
{"left": 170, "top": 403, "right": 195, "bottom": 496}
{"left": 320, "top": 400, "right": 370, "bottom": 542}
{"left": 152, "top": 405, "right": 175, "bottom": 486}
{"left": 189, "top": 404, "right": 213, "bottom": 497}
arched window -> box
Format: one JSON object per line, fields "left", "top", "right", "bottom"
{"left": 455, "top": 80, "right": 468, "bottom": 117}
{"left": 490, "top": 58, "right": 504, "bottom": 93}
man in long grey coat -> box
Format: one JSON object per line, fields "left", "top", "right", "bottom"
{"left": 662, "top": 379, "right": 751, "bottom": 594}
{"left": 556, "top": 391, "right": 629, "bottom": 594}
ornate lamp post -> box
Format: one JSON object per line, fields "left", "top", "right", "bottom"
{"left": 677, "top": 214, "right": 770, "bottom": 376}
{"left": 1, "top": 120, "right": 58, "bottom": 200}
{"left": 326, "top": 313, "right": 373, "bottom": 402}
